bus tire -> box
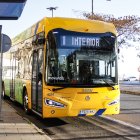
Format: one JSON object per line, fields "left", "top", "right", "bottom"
{"left": 23, "top": 89, "right": 30, "bottom": 114}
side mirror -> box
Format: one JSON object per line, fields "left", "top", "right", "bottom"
{"left": 32, "top": 32, "right": 45, "bottom": 45}
{"left": 37, "top": 37, "right": 45, "bottom": 45}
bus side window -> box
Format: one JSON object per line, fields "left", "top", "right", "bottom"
{"left": 38, "top": 49, "right": 43, "bottom": 85}
{"left": 38, "top": 72, "right": 42, "bottom": 84}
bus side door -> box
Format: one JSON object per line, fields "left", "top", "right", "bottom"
{"left": 31, "top": 49, "right": 43, "bottom": 114}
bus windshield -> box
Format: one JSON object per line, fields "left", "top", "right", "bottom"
{"left": 46, "top": 28, "right": 118, "bottom": 87}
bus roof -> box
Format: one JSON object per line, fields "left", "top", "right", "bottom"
{"left": 45, "top": 17, "right": 117, "bottom": 34}
{"left": 12, "top": 17, "right": 117, "bottom": 46}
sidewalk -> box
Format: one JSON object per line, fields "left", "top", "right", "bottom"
{"left": 0, "top": 100, "right": 51, "bottom": 140}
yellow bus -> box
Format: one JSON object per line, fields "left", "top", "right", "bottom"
{"left": 3, "top": 17, "right": 120, "bottom": 118}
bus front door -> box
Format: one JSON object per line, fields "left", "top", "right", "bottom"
{"left": 31, "top": 49, "right": 43, "bottom": 114}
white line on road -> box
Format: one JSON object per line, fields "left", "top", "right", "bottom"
{"left": 102, "top": 116, "right": 140, "bottom": 131}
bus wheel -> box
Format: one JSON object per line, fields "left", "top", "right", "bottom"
{"left": 23, "top": 90, "right": 30, "bottom": 114}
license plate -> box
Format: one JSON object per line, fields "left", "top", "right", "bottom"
{"left": 80, "top": 109, "right": 95, "bottom": 115}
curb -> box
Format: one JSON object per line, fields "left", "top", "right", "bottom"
{"left": 3, "top": 100, "right": 52, "bottom": 140}
{"left": 121, "top": 90, "right": 140, "bottom": 96}
{"left": 22, "top": 117, "right": 52, "bottom": 140}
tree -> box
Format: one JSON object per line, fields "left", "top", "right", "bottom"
{"left": 83, "top": 13, "right": 140, "bottom": 48}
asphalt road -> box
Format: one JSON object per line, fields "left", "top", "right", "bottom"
{"left": 5, "top": 99, "right": 128, "bottom": 140}
{"left": 4, "top": 92, "right": 140, "bottom": 140}
{"left": 109, "top": 93, "right": 140, "bottom": 127}
{"left": 3, "top": 81, "right": 140, "bottom": 140}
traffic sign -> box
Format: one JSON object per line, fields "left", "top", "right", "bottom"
{"left": 0, "top": 34, "right": 11, "bottom": 53}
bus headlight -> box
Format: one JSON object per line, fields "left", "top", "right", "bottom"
{"left": 45, "top": 98, "right": 65, "bottom": 108}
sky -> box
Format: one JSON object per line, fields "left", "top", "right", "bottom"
{"left": 0, "top": 0, "right": 140, "bottom": 38}
{"left": 119, "top": 47, "right": 140, "bottom": 79}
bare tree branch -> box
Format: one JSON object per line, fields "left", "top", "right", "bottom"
{"left": 83, "top": 12, "right": 140, "bottom": 48}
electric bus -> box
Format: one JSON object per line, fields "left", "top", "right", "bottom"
{"left": 3, "top": 17, "right": 120, "bottom": 118}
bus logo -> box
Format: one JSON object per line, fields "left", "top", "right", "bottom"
{"left": 85, "top": 96, "right": 90, "bottom": 101}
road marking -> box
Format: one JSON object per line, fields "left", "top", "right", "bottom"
{"left": 81, "top": 116, "right": 140, "bottom": 140}
{"left": 102, "top": 116, "right": 140, "bottom": 131}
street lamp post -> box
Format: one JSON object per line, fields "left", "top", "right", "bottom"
{"left": 0, "top": 25, "right": 2, "bottom": 120}
{"left": 91, "top": 0, "right": 111, "bottom": 17}
{"left": 0, "top": 27, "right": 11, "bottom": 120}
{"left": 47, "top": 7, "right": 58, "bottom": 17}
{"left": 92, "top": 0, "right": 94, "bottom": 17}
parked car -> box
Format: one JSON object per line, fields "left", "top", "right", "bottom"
{"left": 123, "top": 76, "right": 138, "bottom": 81}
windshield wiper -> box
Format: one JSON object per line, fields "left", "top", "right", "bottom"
{"left": 102, "top": 79, "right": 115, "bottom": 90}
{"left": 52, "top": 87, "right": 68, "bottom": 91}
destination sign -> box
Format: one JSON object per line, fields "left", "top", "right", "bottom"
{"left": 60, "top": 36, "right": 100, "bottom": 47}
